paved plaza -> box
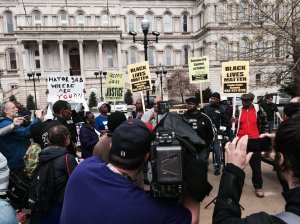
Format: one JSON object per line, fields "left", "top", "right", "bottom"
{"left": 200, "top": 160, "right": 285, "bottom": 224}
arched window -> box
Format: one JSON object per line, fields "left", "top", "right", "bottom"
{"left": 128, "top": 13, "right": 136, "bottom": 32}
{"left": 130, "top": 47, "right": 138, "bottom": 64}
{"left": 59, "top": 11, "right": 68, "bottom": 26}
{"left": 240, "top": 38, "right": 250, "bottom": 58}
{"left": 148, "top": 48, "right": 155, "bottom": 66}
{"left": 106, "top": 47, "right": 114, "bottom": 67}
{"left": 77, "top": 13, "right": 85, "bottom": 26}
{"left": 7, "top": 49, "right": 17, "bottom": 70}
{"left": 101, "top": 13, "right": 109, "bottom": 26}
{"left": 184, "top": 47, "right": 189, "bottom": 64}
{"left": 253, "top": 38, "right": 263, "bottom": 58}
{"left": 6, "top": 12, "right": 14, "bottom": 33}
{"left": 163, "top": 14, "right": 172, "bottom": 32}
{"left": 219, "top": 38, "right": 228, "bottom": 60}
{"left": 165, "top": 47, "right": 173, "bottom": 65}
{"left": 182, "top": 14, "right": 188, "bottom": 32}
{"left": 33, "top": 11, "right": 41, "bottom": 26}
{"left": 145, "top": 13, "right": 153, "bottom": 32}
{"left": 239, "top": 2, "right": 249, "bottom": 22}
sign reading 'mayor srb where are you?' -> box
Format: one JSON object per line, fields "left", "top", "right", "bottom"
{"left": 222, "top": 61, "right": 249, "bottom": 94}
{"left": 188, "top": 56, "right": 210, "bottom": 83}
{"left": 127, "top": 61, "right": 151, "bottom": 92}
{"left": 47, "top": 75, "right": 85, "bottom": 102}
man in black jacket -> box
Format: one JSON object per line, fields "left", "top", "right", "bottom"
{"left": 213, "top": 118, "right": 300, "bottom": 224}
{"left": 204, "top": 92, "right": 230, "bottom": 175}
{"left": 183, "top": 97, "right": 214, "bottom": 151}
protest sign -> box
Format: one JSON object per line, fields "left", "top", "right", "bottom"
{"left": 127, "top": 61, "right": 151, "bottom": 93}
{"left": 105, "top": 72, "right": 125, "bottom": 101}
{"left": 188, "top": 56, "right": 210, "bottom": 83}
{"left": 222, "top": 61, "right": 249, "bottom": 94}
{"left": 47, "top": 75, "right": 85, "bottom": 102}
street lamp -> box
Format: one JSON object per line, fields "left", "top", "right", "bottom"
{"left": 94, "top": 70, "right": 107, "bottom": 102}
{"left": 155, "top": 64, "right": 167, "bottom": 101}
{"left": 27, "top": 71, "right": 41, "bottom": 110}
{"left": 129, "top": 18, "right": 160, "bottom": 107}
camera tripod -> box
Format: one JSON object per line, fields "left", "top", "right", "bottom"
{"left": 204, "top": 134, "right": 244, "bottom": 210}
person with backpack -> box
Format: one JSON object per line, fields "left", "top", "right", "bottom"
{"left": 28, "top": 125, "right": 77, "bottom": 224}
{"left": 213, "top": 118, "right": 300, "bottom": 224}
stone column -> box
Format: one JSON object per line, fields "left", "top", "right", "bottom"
{"left": 58, "top": 41, "right": 64, "bottom": 74}
{"left": 17, "top": 41, "right": 24, "bottom": 77}
{"left": 37, "top": 40, "right": 44, "bottom": 77}
{"left": 97, "top": 39, "right": 103, "bottom": 69}
{"left": 117, "top": 40, "right": 122, "bottom": 71}
{"left": 78, "top": 40, "right": 84, "bottom": 76}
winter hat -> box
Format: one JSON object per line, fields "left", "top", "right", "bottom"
{"left": 241, "top": 92, "right": 255, "bottom": 101}
{"left": 111, "top": 119, "right": 151, "bottom": 159}
{"left": 185, "top": 97, "right": 200, "bottom": 105}
{"left": 107, "top": 111, "right": 127, "bottom": 133}
{"left": 211, "top": 92, "right": 221, "bottom": 100}
{"left": 0, "top": 153, "right": 10, "bottom": 195}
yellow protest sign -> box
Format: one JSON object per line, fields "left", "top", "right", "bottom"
{"left": 188, "top": 56, "right": 210, "bottom": 83}
{"left": 222, "top": 61, "right": 249, "bottom": 94}
{"left": 127, "top": 61, "right": 151, "bottom": 93}
{"left": 105, "top": 72, "right": 125, "bottom": 101}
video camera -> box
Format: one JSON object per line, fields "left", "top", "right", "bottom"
{"left": 150, "top": 101, "right": 184, "bottom": 202}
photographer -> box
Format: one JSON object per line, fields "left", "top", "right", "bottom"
{"left": 61, "top": 119, "right": 192, "bottom": 224}
{"left": 213, "top": 118, "right": 300, "bottom": 224}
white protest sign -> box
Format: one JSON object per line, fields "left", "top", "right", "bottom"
{"left": 47, "top": 75, "right": 85, "bottom": 102}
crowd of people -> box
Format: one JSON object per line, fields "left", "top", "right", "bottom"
{"left": 0, "top": 92, "right": 298, "bottom": 224}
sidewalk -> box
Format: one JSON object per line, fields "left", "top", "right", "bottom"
{"left": 199, "top": 161, "right": 285, "bottom": 223}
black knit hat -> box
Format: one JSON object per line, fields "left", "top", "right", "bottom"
{"left": 107, "top": 111, "right": 127, "bottom": 133}
{"left": 211, "top": 92, "right": 220, "bottom": 100}
{"left": 186, "top": 97, "right": 200, "bottom": 105}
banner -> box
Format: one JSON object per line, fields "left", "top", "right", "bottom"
{"left": 188, "top": 56, "right": 210, "bottom": 83}
{"left": 127, "top": 61, "right": 151, "bottom": 93}
{"left": 47, "top": 75, "right": 85, "bottom": 102}
{"left": 221, "top": 61, "right": 249, "bottom": 94}
{"left": 105, "top": 72, "right": 125, "bottom": 101}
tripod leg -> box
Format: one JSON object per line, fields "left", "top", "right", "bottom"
{"left": 204, "top": 197, "right": 217, "bottom": 209}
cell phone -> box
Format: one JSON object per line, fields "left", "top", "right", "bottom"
{"left": 247, "top": 137, "right": 272, "bottom": 153}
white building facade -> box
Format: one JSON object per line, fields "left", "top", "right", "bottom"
{"left": 0, "top": 0, "right": 290, "bottom": 108}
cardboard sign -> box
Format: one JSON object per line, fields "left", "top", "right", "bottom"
{"left": 127, "top": 61, "right": 151, "bottom": 93}
{"left": 105, "top": 72, "right": 125, "bottom": 101}
{"left": 47, "top": 75, "right": 85, "bottom": 102}
{"left": 188, "top": 56, "right": 210, "bottom": 83}
{"left": 222, "top": 61, "right": 249, "bottom": 94}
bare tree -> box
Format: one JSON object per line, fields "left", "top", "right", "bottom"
{"left": 167, "top": 67, "right": 197, "bottom": 103}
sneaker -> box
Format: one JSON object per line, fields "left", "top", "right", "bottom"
{"left": 255, "top": 188, "right": 264, "bottom": 198}
{"left": 214, "top": 169, "right": 220, "bottom": 176}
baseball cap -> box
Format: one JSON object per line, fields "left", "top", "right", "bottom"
{"left": 111, "top": 119, "right": 151, "bottom": 159}
{"left": 97, "top": 102, "right": 109, "bottom": 109}
{"left": 241, "top": 92, "right": 255, "bottom": 101}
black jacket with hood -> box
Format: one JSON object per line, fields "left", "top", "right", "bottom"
{"left": 39, "top": 146, "right": 77, "bottom": 203}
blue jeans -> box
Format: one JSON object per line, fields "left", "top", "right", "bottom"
{"left": 205, "top": 134, "right": 221, "bottom": 170}
{"left": 0, "top": 199, "right": 18, "bottom": 224}
{"left": 268, "top": 120, "right": 274, "bottom": 133}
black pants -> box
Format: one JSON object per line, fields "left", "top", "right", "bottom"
{"left": 249, "top": 152, "right": 263, "bottom": 189}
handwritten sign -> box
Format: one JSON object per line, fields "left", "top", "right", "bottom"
{"left": 105, "top": 72, "right": 125, "bottom": 101}
{"left": 47, "top": 75, "right": 85, "bottom": 102}
{"left": 127, "top": 61, "right": 151, "bottom": 93}
{"left": 222, "top": 61, "right": 249, "bottom": 94}
{"left": 188, "top": 56, "right": 210, "bottom": 83}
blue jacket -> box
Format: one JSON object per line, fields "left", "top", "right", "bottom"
{"left": 61, "top": 157, "right": 191, "bottom": 224}
{"left": 0, "top": 117, "right": 41, "bottom": 169}
{"left": 79, "top": 123, "right": 99, "bottom": 159}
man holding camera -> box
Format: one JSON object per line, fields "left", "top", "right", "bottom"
{"left": 234, "top": 93, "right": 268, "bottom": 198}
{"left": 213, "top": 118, "right": 300, "bottom": 224}
{"left": 61, "top": 119, "right": 192, "bottom": 224}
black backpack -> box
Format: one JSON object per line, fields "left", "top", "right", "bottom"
{"left": 27, "top": 159, "right": 56, "bottom": 213}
